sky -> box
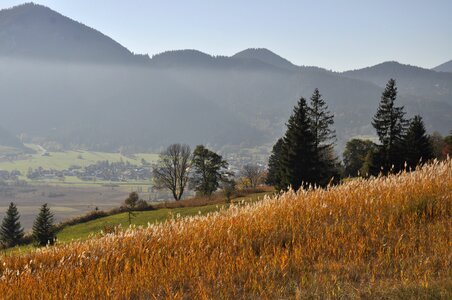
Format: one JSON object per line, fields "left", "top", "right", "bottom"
{"left": 1, "top": 0, "right": 451, "bottom": 71}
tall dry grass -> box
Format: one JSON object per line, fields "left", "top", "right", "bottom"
{"left": 0, "top": 159, "right": 451, "bottom": 299}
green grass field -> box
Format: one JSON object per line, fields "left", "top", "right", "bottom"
{"left": 0, "top": 144, "right": 158, "bottom": 185}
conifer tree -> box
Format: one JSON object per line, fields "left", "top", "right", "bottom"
{"left": 32, "top": 203, "right": 56, "bottom": 246}
{"left": 0, "top": 202, "right": 24, "bottom": 248}
{"left": 372, "top": 79, "right": 407, "bottom": 172}
{"left": 307, "top": 88, "right": 338, "bottom": 184}
{"left": 280, "top": 97, "right": 317, "bottom": 190}
{"left": 404, "top": 115, "right": 433, "bottom": 169}
{"left": 266, "top": 138, "right": 284, "bottom": 189}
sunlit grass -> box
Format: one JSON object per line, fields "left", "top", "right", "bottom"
{"left": 0, "top": 159, "right": 450, "bottom": 299}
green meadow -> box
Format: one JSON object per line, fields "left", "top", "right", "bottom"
{"left": 0, "top": 144, "right": 158, "bottom": 185}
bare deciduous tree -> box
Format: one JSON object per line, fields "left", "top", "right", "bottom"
{"left": 241, "top": 164, "right": 265, "bottom": 189}
{"left": 153, "top": 144, "right": 191, "bottom": 201}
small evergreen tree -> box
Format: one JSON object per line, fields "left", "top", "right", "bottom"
{"left": 307, "top": 88, "right": 338, "bottom": 184}
{"left": 266, "top": 138, "right": 284, "bottom": 189}
{"left": 0, "top": 202, "right": 24, "bottom": 248}
{"left": 280, "top": 97, "right": 317, "bottom": 190}
{"left": 372, "top": 79, "right": 408, "bottom": 172}
{"left": 404, "top": 115, "right": 433, "bottom": 169}
{"left": 190, "top": 145, "right": 229, "bottom": 196}
{"left": 32, "top": 203, "right": 56, "bottom": 246}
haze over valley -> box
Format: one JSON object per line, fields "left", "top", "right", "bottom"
{"left": 0, "top": 3, "right": 450, "bottom": 155}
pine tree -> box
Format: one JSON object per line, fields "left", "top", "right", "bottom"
{"left": 404, "top": 115, "right": 433, "bottom": 170}
{"left": 32, "top": 203, "right": 56, "bottom": 246}
{"left": 307, "top": 88, "right": 338, "bottom": 185}
{"left": 190, "top": 145, "right": 229, "bottom": 196}
{"left": 280, "top": 97, "right": 317, "bottom": 190}
{"left": 308, "top": 88, "right": 335, "bottom": 150}
{"left": 266, "top": 138, "right": 284, "bottom": 189}
{"left": 372, "top": 79, "right": 407, "bottom": 172}
{"left": 0, "top": 202, "right": 24, "bottom": 248}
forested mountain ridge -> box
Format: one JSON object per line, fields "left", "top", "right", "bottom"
{"left": 0, "top": 3, "right": 147, "bottom": 64}
{"left": 0, "top": 3, "right": 450, "bottom": 152}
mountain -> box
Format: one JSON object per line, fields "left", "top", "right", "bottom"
{"left": 0, "top": 3, "right": 147, "bottom": 64}
{"left": 0, "top": 3, "right": 450, "bottom": 154}
{"left": 433, "top": 60, "right": 452, "bottom": 73}
{"left": 232, "top": 48, "right": 298, "bottom": 70}
{"left": 150, "top": 50, "right": 218, "bottom": 68}
{"left": 149, "top": 49, "right": 295, "bottom": 72}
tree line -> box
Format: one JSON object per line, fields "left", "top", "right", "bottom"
{"left": 267, "top": 79, "right": 451, "bottom": 190}
{"left": 343, "top": 79, "right": 451, "bottom": 177}
{"left": 152, "top": 144, "right": 266, "bottom": 201}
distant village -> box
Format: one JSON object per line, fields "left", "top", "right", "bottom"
{"left": 26, "top": 160, "right": 151, "bottom": 182}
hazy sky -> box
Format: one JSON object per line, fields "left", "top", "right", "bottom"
{"left": 1, "top": 0, "right": 451, "bottom": 71}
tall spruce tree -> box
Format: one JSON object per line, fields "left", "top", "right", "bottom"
{"left": 266, "top": 138, "right": 284, "bottom": 189}
{"left": 0, "top": 202, "right": 24, "bottom": 248}
{"left": 404, "top": 115, "right": 433, "bottom": 169}
{"left": 32, "top": 203, "right": 56, "bottom": 246}
{"left": 372, "top": 79, "right": 407, "bottom": 173}
{"left": 280, "top": 97, "right": 317, "bottom": 190}
{"left": 307, "top": 88, "right": 338, "bottom": 185}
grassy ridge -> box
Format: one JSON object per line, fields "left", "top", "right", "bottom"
{"left": 57, "top": 191, "right": 268, "bottom": 242}
{"left": 0, "top": 160, "right": 450, "bottom": 298}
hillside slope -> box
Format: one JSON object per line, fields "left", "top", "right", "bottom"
{"left": 1, "top": 159, "right": 450, "bottom": 298}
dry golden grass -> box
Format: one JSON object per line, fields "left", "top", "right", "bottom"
{"left": 153, "top": 186, "right": 273, "bottom": 209}
{"left": 0, "top": 159, "right": 451, "bottom": 299}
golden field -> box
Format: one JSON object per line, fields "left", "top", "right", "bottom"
{"left": 0, "top": 159, "right": 451, "bottom": 299}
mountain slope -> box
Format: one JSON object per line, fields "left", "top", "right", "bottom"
{"left": 0, "top": 3, "right": 147, "bottom": 64}
{"left": 433, "top": 60, "right": 452, "bottom": 73}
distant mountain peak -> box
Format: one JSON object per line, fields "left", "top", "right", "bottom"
{"left": 0, "top": 2, "right": 146, "bottom": 64}
{"left": 149, "top": 49, "right": 217, "bottom": 67}
{"left": 342, "top": 61, "right": 439, "bottom": 76}
{"left": 433, "top": 60, "right": 452, "bottom": 73}
{"left": 232, "top": 48, "right": 297, "bottom": 70}
{"left": 152, "top": 49, "right": 214, "bottom": 60}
